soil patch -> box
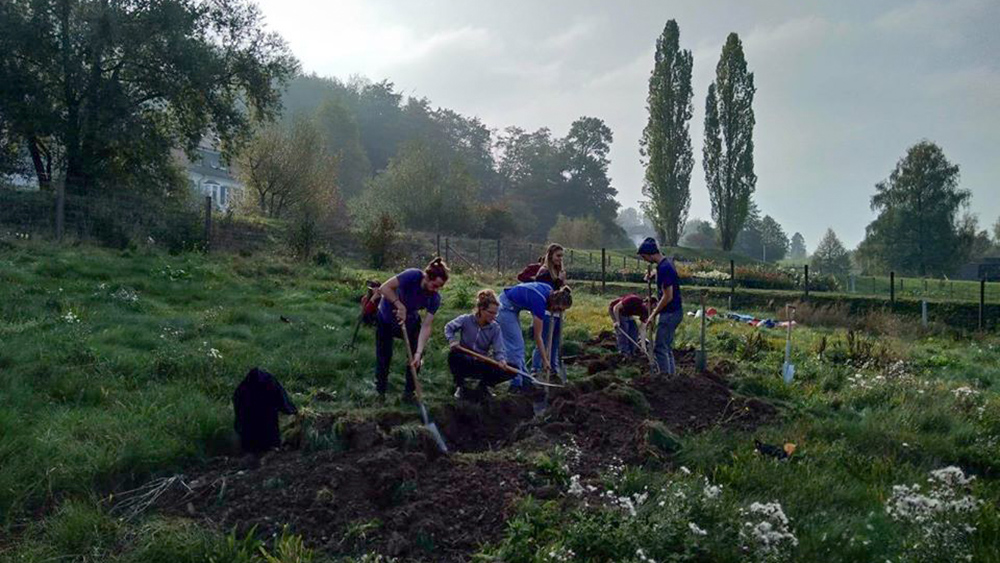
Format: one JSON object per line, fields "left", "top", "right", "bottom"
{"left": 150, "top": 343, "right": 775, "bottom": 562}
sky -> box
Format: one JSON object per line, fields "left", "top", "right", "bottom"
{"left": 254, "top": 0, "right": 1000, "bottom": 251}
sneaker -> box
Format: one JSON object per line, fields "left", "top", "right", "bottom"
{"left": 453, "top": 386, "right": 469, "bottom": 401}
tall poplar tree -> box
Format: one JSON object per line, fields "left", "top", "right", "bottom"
{"left": 704, "top": 33, "right": 756, "bottom": 251}
{"left": 640, "top": 19, "right": 694, "bottom": 246}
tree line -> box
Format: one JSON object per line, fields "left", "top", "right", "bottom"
{"left": 257, "top": 75, "right": 627, "bottom": 246}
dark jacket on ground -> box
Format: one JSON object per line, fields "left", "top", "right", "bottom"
{"left": 233, "top": 367, "right": 297, "bottom": 453}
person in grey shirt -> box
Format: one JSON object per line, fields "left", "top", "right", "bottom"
{"left": 444, "top": 289, "right": 513, "bottom": 400}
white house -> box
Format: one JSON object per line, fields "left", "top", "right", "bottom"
{"left": 176, "top": 139, "right": 243, "bottom": 211}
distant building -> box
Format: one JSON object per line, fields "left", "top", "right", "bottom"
{"left": 957, "top": 257, "right": 1000, "bottom": 281}
{"left": 174, "top": 139, "right": 243, "bottom": 211}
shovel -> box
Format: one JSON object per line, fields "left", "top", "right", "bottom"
{"left": 782, "top": 305, "right": 796, "bottom": 384}
{"left": 400, "top": 325, "right": 448, "bottom": 454}
{"left": 454, "top": 346, "right": 564, "bottom": 388}
{"left": 555, "top": 312, "right": 568, "bottom": 384}
{"left": 341, "top": 313, "right": 363, "bottom": 351}
{"left": 532, "top": 313, "right": 558, "bottom": 414}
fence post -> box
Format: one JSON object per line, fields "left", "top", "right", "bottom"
{"left": 570, "top": 249, "right": 574, "bottom": 263}
{"left": 804, "top": 265, "right": 810, "bottom": 297}
{"left": 203, "top": 196, "right": 212, "bottom": 251}
{"left": 981, "top": 278, "right": 986, "bottom": 331}
{"left": 55, "top": 179, "right": 65, "bottom": 242}
{"left": 922, "top": 300, "right": 928, "bottom": 327}
{"left": 730, "top": 259, "right": 735, "bottom": 309}
{"left": 496, "top": 239, "right": 501, "bottom": 274}
{"left": 890, "top": 271, "right": 895, "bottom": 305}
{"left": 436, "top": 233, "right": 441, "bottom": 257}
{"left": 590, "top": 252, "right": 593, "bottom": 264}
{"left": 445, "top": 238, "right": 450, "bottom": 264}
{"left": 601, "top": 248, "right": 606, "bottom": 295}
{"left": 623, "top": 255, "right": 626, "bottom": 273}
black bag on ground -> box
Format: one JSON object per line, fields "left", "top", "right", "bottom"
{"left": 233, "top": 367, "right": 297, "bottom": 453}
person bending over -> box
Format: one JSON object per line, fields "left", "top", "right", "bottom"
{"left": 374, "top": 258, "right": 449, "bottom": 403}
{"left": 609, "top": 293, "right": 655, "bottom": 356}
{"left": 497, "top": 281, "right": 573, "bottom": 390}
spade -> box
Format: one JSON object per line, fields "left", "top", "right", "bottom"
{"left": 782, "top": 305, "right": 796, "bottom": 384}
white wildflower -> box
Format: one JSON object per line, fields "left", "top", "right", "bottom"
{"left": 62, "top": 311, "right": 80, "bottom": 324}
{"left": 567, "top": 475, "right": 584, "bottom": 497}
{"left": 688, "top": 522, "right": 708, "bottom": 536}
{"left": 207, "top": 348, "right": 223, "bottom": 360}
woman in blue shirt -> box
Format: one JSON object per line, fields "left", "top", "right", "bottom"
{"left": 497, "top": 281, "right": 573, "bottom": 388}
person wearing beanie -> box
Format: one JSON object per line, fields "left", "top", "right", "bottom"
{"left": 637, "top": 237, "right": 683, "bottom": 375}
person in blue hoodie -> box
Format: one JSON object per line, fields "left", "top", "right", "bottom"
{"left": 637, "top": 237, "right": 683, "bottom": 375}
{"left": 497, "top": 281, "right": 573, "bottom": 389}
{"left": 444, "top": 289, "right": 511, "bottom": 401}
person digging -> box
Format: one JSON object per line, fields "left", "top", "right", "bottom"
{"left": 373, "top": 258, "right": 449, "bottom": 404}
{"left": 444, "top": 289, "right": 512, "bottom": 402}
{"left": 496, "top": 281, "right": 573, "bottom": 392}
{"left": 609, "top": 293, "right": 656, "bottom": 357}
{"left": 637, "top": 237, "right": 683, "bottom": 376}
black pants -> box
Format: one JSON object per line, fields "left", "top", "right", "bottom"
{"left": 375, "top": 316, "right": 420, "bottom": 395}
{"left": 448, "top": 349, "right": 514, "bottom": 389}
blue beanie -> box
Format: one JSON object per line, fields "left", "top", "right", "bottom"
{"left": 636, "top": 237, "right": 660, "bottom": 256}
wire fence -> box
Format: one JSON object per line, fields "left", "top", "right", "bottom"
{"left": 2, "top": 188, "right": 997, "bottom": 330}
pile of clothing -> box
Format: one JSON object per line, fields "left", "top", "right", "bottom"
{"left": 724, "top": 311, "right": 797, "bottom": 329}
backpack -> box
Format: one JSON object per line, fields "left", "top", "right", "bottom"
{"left": 360, "top": 280, "right": 381, "bottom": 325}
{"left": 517, "top": 263, "right": 543, "bottom": 283}
{"left": 232, "top": 367, "right": 297, "bottom": 454}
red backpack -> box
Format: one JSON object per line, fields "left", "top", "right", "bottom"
{"left": 360, "top": 281, "right": 381, "bottom": 325}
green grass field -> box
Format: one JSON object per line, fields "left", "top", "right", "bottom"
{"left": 2, "top": 240, "right": 1000, "bottom": 562}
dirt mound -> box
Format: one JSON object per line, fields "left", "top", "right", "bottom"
{"left": 152, "top": 351, "right": 774, "bottom": 562}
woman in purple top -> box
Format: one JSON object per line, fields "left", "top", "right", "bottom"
{"left": 375, "top": 258, "right": 449, "bottom": 402}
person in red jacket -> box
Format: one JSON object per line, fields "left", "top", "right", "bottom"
{"left": 608, "top": 293, "right": 654, "bottom": 356}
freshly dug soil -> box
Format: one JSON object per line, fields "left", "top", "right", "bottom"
{"left": 151, "top": 343, "right": 774, "bottom": 562}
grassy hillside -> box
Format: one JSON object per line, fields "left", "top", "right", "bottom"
{"left": 2, "top": 240, "right": 1000, "bottom": 562}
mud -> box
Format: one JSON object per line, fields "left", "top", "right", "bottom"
{"left": 151, "top": 340, "right": 775, "bottom": 562}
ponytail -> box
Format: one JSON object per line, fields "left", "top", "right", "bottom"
{"left": 424, "top": 257, "right": 450, "bottom": 282}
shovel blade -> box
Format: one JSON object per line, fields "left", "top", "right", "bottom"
{"left": 426, "top": 422, "right": 448, "bottom": 454}
{"left": 782, "top": 362, "right": 795, "bottom": 384}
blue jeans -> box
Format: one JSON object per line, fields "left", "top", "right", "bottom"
{"left": 531, "top": 313, "right": 562, "bottom": 373}
{"left": 616, "top": 317, "right": 639, "bottom": 355}
{"left": 497, "top": 297, "right": 527, "bottom": 386}
{"left": 655, "top": 309, "right": 683, "bottom": 375}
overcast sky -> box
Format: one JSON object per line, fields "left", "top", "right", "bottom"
{"left": 255, "top": 0, "right": 999, "bottom": 250}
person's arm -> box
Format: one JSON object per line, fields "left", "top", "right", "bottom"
{"left": 610, "top": 302, "right": 623, "bottom": 326}
{"left": 646, "top": 286, "right": 673, "bottom": 326}
{"left": 444, "top": 315, "right": 462, "bottom": 349}
{"left": 491, "top": 325, "right": 507, "bottom": 366}
{"left": 413, "top": 312, "right": 435, "bottom": 368}
{"left": 532, "top": 315, "right": 550, "bottom": 372}
{"left": 378, "top": 276, "right": 406, "bottom": 323}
